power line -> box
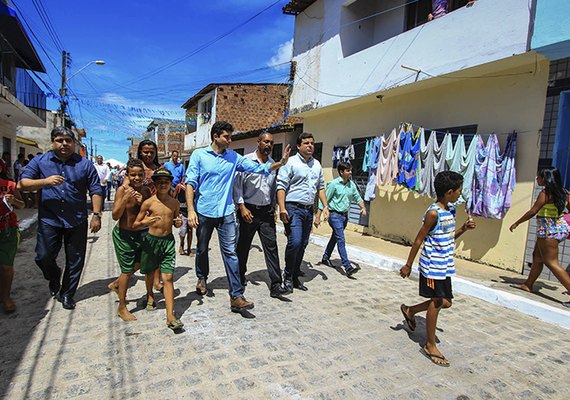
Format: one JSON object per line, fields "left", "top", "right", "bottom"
{"left": 110, "top": 0, "right": 284, "bottom": 89}
{"left": 30, "top": 0, "right": 64, "bottom": 52}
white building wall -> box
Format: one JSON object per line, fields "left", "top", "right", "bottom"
{"left": 184, "top": 89, "right": 217, "bottom": 152}
{"left": 291, "top": 0, "right": 533, "bottom": 113}
{"left": 301, "top": 55, "right": 549, "bottom": 270}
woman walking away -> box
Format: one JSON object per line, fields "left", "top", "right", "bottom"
{"left": 510, "top": 167, "right": 570, "bottom": 307}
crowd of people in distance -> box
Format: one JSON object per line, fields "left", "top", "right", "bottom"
{"left": 1, "top": 119, "right": 570, "bottom": 368}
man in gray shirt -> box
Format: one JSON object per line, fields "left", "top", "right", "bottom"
{"left": 276, "top": 132, "right": 329, "bottom": 292}
{"left": 234, "top": 133, "right": 289, "bottom": 298}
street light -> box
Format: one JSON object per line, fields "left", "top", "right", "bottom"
{"left": 67, "top": 60, "right": 105, "bottom": 82}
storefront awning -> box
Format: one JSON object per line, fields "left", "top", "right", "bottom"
{"left": 0, "top": 3, "right": 46, "bottom": 72}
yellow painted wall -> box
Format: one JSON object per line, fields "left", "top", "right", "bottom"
{"left": 302, "top": 57, "right": 549, "bottom": 270}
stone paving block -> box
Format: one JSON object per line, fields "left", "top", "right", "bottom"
{"left": 1, "top": 213, "right": 569, "bottom": 399}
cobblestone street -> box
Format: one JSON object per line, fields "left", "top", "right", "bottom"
{"left": 1, "top": 212, "right": 569, "bottom": 399}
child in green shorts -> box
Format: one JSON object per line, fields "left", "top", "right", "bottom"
{"left": 133, "top": 168, "right": 183, "bottom": 331}
{"left": 111, "top": 159, "right": 151, "bottom": 321}
{"left": 0, "top": 166, "right": 25, "bottom": 313}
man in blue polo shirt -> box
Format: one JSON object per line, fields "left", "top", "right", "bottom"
{"left": 163, "top": 150, "right": 185, "bottom": 188}
{"left": 277, "top": 132, "right": 329, "bottom": 292}
{"left": 185, "top": 121, "right": 290, "bottom": 313}
{"left": 19, "top": 127, "right": 103, "bottom": 310}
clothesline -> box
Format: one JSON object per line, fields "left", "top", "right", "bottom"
{"left": 335, "top": 123, "right": 535, "bottom": 149}
{"left": 406, "top": 122, "right": 536, "bottom": 137}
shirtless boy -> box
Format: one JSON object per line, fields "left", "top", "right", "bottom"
{"left": 111, "top": 159, "right": 151, "bottom": 321}
{"left": 133, "top": 168, "right": 184, "bottom": 331}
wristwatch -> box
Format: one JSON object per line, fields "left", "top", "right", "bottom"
{"left": 92, "top": 212, "right": 102, "bottom": 217}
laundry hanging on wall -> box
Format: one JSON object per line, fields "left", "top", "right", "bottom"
{"left": 376, "top": 128, "right": 400, "bottom": 186}
{"left": 445, "top": 134, "right": 478, "bottom": 204}
{"left": 417, "top": 131, "right": 452, "bottom": 198}
{"left": 396, "top": 124, "right": 422, "bottom": 189}
{"left": 330, "top": 123, "right": 518, "bottom": 219}
{"left": 467, "top": 132, "right": 517, "bottom": 219}
{"left": 332, "top": 145, "right": 355, "bottom": 167}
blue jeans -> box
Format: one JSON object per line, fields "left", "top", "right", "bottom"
{"left": 195, "top": 213, "right": 243, "bottom": 298}
{"left": 283, "top": 204, "right": 313, "bottom": 283}
{"left": 35, "top": 219, "right": 88, "bottom": 298}
{"left": 323, "top": 211, "right": 350, "bottom": 270}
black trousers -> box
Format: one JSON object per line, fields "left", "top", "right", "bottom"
{"left": 35, "top": 219, "right": 88, "bottom": 298}
{"left": 236, "top": 204, "right": 282, "bottom": 290}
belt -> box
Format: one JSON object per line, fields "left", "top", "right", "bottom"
{"left": 286, "top": 202, "right": 313, "bottom": 210}
{"left": 244, "top": 203, "right": 273, "bottom": 211}
{"left": 330, "top": 209, "right": 348, "bottom": 216}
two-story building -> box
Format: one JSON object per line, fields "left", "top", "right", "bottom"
{"left": 284, "top": 0, "right": 565, "bottom": 273}
{"left": 0, "top": 0, "right": 47, "bottom": 172}
{"left": 146, "top": 118, "right": 187, "bottom": 164}
{"left": 182, "top": 83, "right": 302, "bottom": 161}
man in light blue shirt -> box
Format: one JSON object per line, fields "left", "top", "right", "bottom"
{"left": 185, "top": 121, "right": 290, "bottom": 313}
{"left": 163, "top": 150, "right": 185, "bottom": 188}
{"left": 277, "top": 132, "right": 329, "bottom": 292}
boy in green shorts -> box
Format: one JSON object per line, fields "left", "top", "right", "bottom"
{"left": 0, "top": 164, "right": 25, "bottom": 313}
{"left": 133, "top": 168, "right": 183, "bottom": 331}
{"left": 111, "top": 159, "right": 151, "bottom": 321}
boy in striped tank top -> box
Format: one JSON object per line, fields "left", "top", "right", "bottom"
{"left": 399, "top": 171, "right": 476, "bottom": 367}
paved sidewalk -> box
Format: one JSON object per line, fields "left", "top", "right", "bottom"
{"left": 1, "top": 211, "right": 569, "bottom": 399}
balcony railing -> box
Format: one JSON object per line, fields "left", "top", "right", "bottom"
{"left": 1, "top": 68, "right": 46, "bottom": 122}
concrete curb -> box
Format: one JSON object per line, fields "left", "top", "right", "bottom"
{"left": 277, "top": 225, "right": 570, "bottom": 330}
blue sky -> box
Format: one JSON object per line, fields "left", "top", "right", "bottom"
{"left": 12, "top": 0, "right": 295, "bottom": 162}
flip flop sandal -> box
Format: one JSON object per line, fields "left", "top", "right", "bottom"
{"left": 145, "top": 301, "right": 157, "bottom": 311}
{"left": 400, "top": 304, "right": 416, "bottom": 331}
{"left": 420, "top": 347, "right": 450, "bottom": 367}
{"left": 167, "top": 319, "right": 184, "bottom": 331}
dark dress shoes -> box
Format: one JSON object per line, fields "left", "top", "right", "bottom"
{"left": 270, "top": 286, "right": 292, "bottom": 298}
{"left": 293, "top": 281, "right": 308, "bottom": 291}
{"left": 56, "top": 294, "right": 76, "bottom": 310}
{"left": 346, "top": 266, "right": 361, "bottom": 277}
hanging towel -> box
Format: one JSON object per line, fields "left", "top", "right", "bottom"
{"left": 332, "top": 146, "right": 344, "bottom": 168}
{"left": 468, "top": 133, "right": 517, "bottom": 219}
{"left": 417, "top": 132, "right": 451, "bottom": 198}
{"left": 396, "top": 125, "right": 408, "bottom": 185}
{"left": 364, "top": 168, "right": 378, "bottom": 201}
{"left": 446, "top": 135, "right": 478, "bottom": 204}
{"left": 377, "top": 128, "right": 400, "bottom": 186}
{"left": 345, "top": 145, "right": 355, "bottom": 161}
{"left": 362, "top": 139, "right": 371, "bottom": 173}
{"left": 397, "top": 125, "right": 422, "bottom": 189}
{"left": 369, "top": 137, "right": 382, "bottom": 170}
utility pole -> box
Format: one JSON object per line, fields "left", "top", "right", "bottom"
{"left": 90, "top": 137, "right": 93, "bottom": 161}
{"left": 59, "top": 50, "right": 68, "bottom": 126}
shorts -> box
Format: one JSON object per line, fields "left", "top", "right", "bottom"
{"left": 179, "top": 214, "right": 190, "bottom": 237}
{"left": 0, "top": 227, "right": 19, "bottom": 266}
{"left": 112, "top": 227, "right": 147, "bottom": 273}
{"left": 537, "top": 217, "right": 569, "bottom": 241}
{"left": 419, "top": 274, "right": 453, "bottom": 299}
{"left": 140, "top": 233, "right": 176, "bottom": 275}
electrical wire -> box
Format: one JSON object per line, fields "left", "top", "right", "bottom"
{"left": 30, "top": 0, "right": 65, "bottom": 52}
{"left": 110, "top": 0, "right": 285, "bottom": 89}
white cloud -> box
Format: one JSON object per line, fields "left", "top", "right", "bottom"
{"left": 267, "top": 39, "right": 293, "bottom": 69}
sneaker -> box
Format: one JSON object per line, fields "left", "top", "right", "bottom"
{"left": 230, "top": 296, "right": 254, "bottom": 312}
{"left": 346, "top": 266, "right": 361, "bottom": 277}
{"left": 196, "top": 278, "right": 207, "bottom": 295}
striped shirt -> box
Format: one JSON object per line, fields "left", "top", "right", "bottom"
{"left": 419, "top": 203, "right": 456, "bottom": 279}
